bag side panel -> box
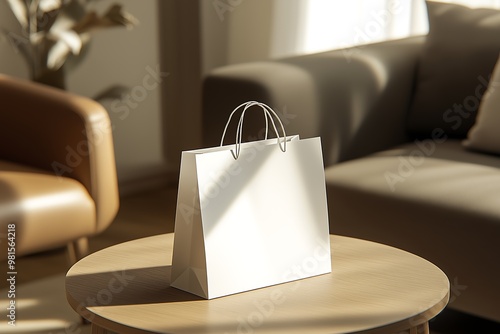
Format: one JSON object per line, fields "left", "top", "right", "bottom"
{"left": 171, "top": 152, "right": 209, "bottom": 298}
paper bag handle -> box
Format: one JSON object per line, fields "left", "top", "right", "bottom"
{"left": 220, "top": 101, "right": 287, "bottom": 159}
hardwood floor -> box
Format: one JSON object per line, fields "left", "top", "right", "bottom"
{"left": 4, "top": 185, "right": 500, "bottom": 333}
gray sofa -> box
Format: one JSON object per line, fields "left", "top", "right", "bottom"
{"left": 202, "top": 3, "right": 500, "bottom": 322}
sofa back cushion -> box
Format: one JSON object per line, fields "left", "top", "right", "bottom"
{"left": 407, "top": 1, "right": 500, "bottom": 138}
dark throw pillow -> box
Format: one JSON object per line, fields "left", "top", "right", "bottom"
{"left": 407, "top": 1, "right": 500, "bottom": 138}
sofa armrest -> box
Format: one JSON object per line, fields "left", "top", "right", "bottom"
{"left": 203, "top": 36, "right": 425, "bottom": 165}
{"left": 0, "top": 75, "right": 119, "bottom": 233}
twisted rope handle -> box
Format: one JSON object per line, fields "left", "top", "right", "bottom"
{"left": 220, "top": 101, "right": 287, "bottom": 159}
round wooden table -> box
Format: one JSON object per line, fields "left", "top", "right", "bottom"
{"left": 66, "top": 234, "right": 449, "bottom": 334}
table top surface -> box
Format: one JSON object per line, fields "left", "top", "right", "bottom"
{"left": 66, "top": 234, "right": 449, "bottom": 334}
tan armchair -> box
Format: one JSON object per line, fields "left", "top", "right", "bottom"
{"left": 0, "top": 74, "right": 119, "bottom": 264}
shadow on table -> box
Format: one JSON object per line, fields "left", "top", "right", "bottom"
{"left": 66, "top": 265, "right": 203, "bottom": 307}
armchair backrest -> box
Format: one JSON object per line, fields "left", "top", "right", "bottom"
{"left": 0, "top": 75, "right": 119, "bottom": 232}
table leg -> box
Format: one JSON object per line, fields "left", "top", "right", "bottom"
{"left": 91, "top": 323, "right": 109, "bottom": 334}
{"left": 408, "top": 322, "right": 429, "bottom": 334}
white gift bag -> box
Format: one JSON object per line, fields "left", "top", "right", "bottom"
{"left": 171, "top": 101, "right": 331, "bottom": 299}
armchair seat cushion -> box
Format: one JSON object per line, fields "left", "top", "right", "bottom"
{"left": 0, "top": 160, "right": 95, "bottom": 258}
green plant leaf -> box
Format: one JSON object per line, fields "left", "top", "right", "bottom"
{"left": 2, "top": 0, "right": 137, "bottom": 74}
{"left": 71, "top": 11, "right": 99, "bottom": 33}
{"left": 45, "top": 29, "right": 83, "bottom": 70}
{"left": 102, "top": 4, "right": 138, "bottom": 29}
{"left": 72, "top": 4, "right": 138, "bottom": 33}
{"left": 52, "top": 29, "right": 82, "bottom": 54}
{"left": 37, "top": 0, "right": 63, "bottom": 32}
{"left": 47, "top": 39, "right": 72, "bottom": 70}
{"left": 6, "top": 0, "right": 29, "bottom": 30}
{"left": 39, "top": 0, "right": 62, "bottom": 13}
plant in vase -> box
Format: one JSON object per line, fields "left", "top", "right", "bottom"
{"left": 1, "top": 0, "right": 138, "bottom": 89}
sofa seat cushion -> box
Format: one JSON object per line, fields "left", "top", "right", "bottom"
{"left": 325, "top": 139, "right": 500, "bottom": 321}
{"left": 328, "top": 139, "right": 500, "bottom": 217}
{"left": 0, "top": 160, "right": 95, "bottom": 258}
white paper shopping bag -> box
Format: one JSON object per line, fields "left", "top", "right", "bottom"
{"left": 171, "top": 101, "right": 331, "bottom": 299}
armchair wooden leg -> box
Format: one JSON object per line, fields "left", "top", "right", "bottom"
{"left": 67, "top": 237, "right": 89, "bottom": 265}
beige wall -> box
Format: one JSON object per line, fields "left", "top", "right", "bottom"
{"left": 226, "top": 0, "right": 274, "bottom": 65}
{"left": 201, "top": 0, "right": 229, "bottom": 74}
{"left": 0, "top": 0, "right": 168, "bottom": 193}
{"left": 201, "top": 0, "right": 275, "bottom": 73}
{"left": 200, "top": 0, "right": 306, "bottom": 73}
{"left": 0, "top": 1, "right": 30, "bottom": 78}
